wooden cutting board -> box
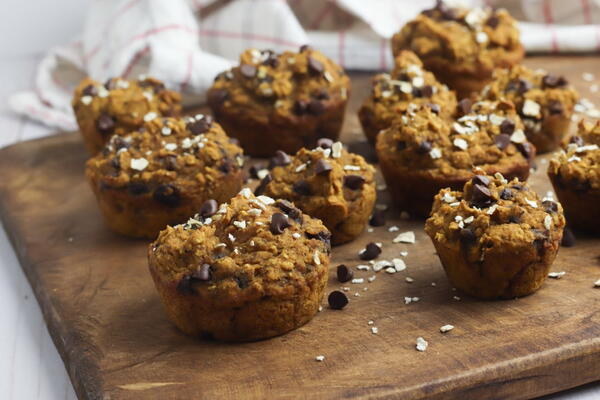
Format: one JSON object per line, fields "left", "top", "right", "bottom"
{"left": 1, "top": 56, "right": 600, "bottom": 400}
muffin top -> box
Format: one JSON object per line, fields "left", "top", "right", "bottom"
{"left": 260, "top": 139, "right": 375, "bottom": 224}
{"left": 376, "top": 100, "right": 533, "bottom": 179}
{"left": 392, "top": 1, "right": 521, "bottom": 66}
{"left": 208, "top": 46, "right": 350, "bottom": 118}
{"left": 548, "top": 120, "right": 600, "bottom": 191}
{"left": 361, "top": 50, "right": 457, "bottom": 119}
{"left": 482, "top": 65, "right": 579, "bottom": 125}
{"left": 149, "top": 189, "right": 331, "bottom": 305}
{"left": 85, "top": 115, "right": 244, "bottom": 201}
{"left": 426, "top": 172, "right": 565, "bottom": 260}
{"left": 72, "top": 76, "right": 181, "bottom": 136}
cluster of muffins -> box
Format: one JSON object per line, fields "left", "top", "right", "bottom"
{"left": 71, "top": 1, "right": 587, "bottom": 343}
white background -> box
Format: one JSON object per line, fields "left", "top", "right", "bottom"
{"left": 0, "top": 1, "right": 599, "bottom": 399}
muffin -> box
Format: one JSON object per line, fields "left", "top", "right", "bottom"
{"left": 548, "top": 120, "right": 600, "bottom": 234}
{"left": 85, "top": 114, "right": 244, "bottom": 238}
{"left": 207, "top": 46, "right": 351, "bottom": 157}
{"left": 425, "top": 172, "right": 565, "bottom": 299}
{"left": 358, "top": 50, "right": 457, "bottom": 143}
{"left": 391, "top": 1, "right": 524, "bottom": 98}
{"left": 481, "top": 65, "right": 579, "bottom": 153}
{"left": 376, "top": 100, "right": 535, "bottom": 217}
{"left": 148, "top": 189, "right": 331, "bottom": 341}
{"left": 259, "top": 139, "right": 376, "bottom": 245}
{"left": 72, "top": 76, "right": 182, "bottom": 154}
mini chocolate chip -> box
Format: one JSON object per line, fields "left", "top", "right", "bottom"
{"left": 344, "top": 175, "right": 365, "bottom": 190}
{"left": 360, "top": 242, "right": 381, "bottom": 260}
{"left": 369, "top": 209, "right": 386, "bottom": 227}
{"left": 561, "top": 227, "right": 576, "bottom": 247}
{"left": 176, "top": 276, "right": 195, "bottom": 295}
{"left": 500, "top": 119, "right": 516, "bottom": 135}
{"left": 427, "top": 103, "right": 441, "bottom": 114}
{"left": 138, "top": 79, "right": 165, "bottom": 92}
{"left": 187, "top": 118, "right": 212, "bottom": 135}
{"left": 308, "top": 56, "right": 324, "bottom": 74}
{"left": 307, "top": 99, "right": 326, "bottom": 115}
{"left": 569, "top": 135, "right": 585, "bottom": 147}
{"left": 517, "top": 142, "right": 535, "bottom": 161}
{"left": 240, "top": 64, "right": 257, "bottom": 78}
{"left": 305, "top": 231, "right": 332, "bottom": 252}
{"left": 500, "top": 188, "right": 513, "bottom": 200}
{"left": 548, "top": 100, "right": 563, "bottom": 115}
{"left": 96, "top": 113, "right": 115, "bottom": 134}
{"left": 299, "top": 44, "right": 311, "bottom": 52}
{"left": 470, "top": 184, "right": 495, "bottom": 208}
{"left": 412, "top": 86, "right": 423, "bottom": 98}
{"left": 397, "top": 141, "right": 407, "bottom": 151}
{"left": 293, "top": 99, "right": 308, "bottom": 115}
{"left": 508, "top": 214, "right": 521, "bottom": 224}
{"left": 208, "top": 88, "right": 229, "bottom": 105}
{"left": 459, "top": 228, "right": 477, "bottom": 246}
{"left": 192, "top": 264, "right": 212, "bottom": 281}
{"left": 542, "top": 74, "right": 568, "bottom": 89}
{"left": 104, "top": 79, "right": 116, "bottom": 90}
{"left": 315, "top": 159, "right": 332, "bottom": 175}
{"left": 336, "top": 264, "right": 354, "bottom": 283}
{"left": 517, "top": 79, "right": 532, "bottom": 95}
{"left": 162, "top": 155, "right": 178, "bottom": 171}
{"left": 458, "top": 98, "right": 472, "bottom": 115}
{"left": 82, "top": 84, "right": 97, "bottom": 97}
{"left": 317, "top": 138, "right": 333, "bottom": 149}
{"left": 234, "top": 275, "right": 249, "bottom": 289}
{"left": 420, "top": 85, "right": 434, "bottom": 98}
{"left": 293, "top": 180, "right": 312, "bottom": 195}
{"left": 128, "top": 182, "right": 149, "bottom": 195}
{"left": 275, "top": 199, "right": 302, "bottom": 222}
{"left": 270, "top": 212, "right": 291, "bottom": 235}
{"left": 486, "top": 15, "right": 500, "bottom": 28}
{"left": 472, "top": 175, "right": 490, "bottom": 187}
{"left": 199, "top": 199, "right": 218, "bottom": 218}
{"left": 416, "top": 140, "right": 432, "bottom": 154}
{"left": 314, "top": 88, "right": 330, "bottom": 100}
{"left": 219, "top": 158, "right": 233, "bottom": 174}
{"left": 494, "top": 133, "right": 511, "bottom": 150}
{"left": 254, "top": 173, "right": 272, "bottom": 195}
{"left": 110, "top": 157, "right": 121, "bottom": 171}
{"left": 112, "top": 137, "right": 130, "bottom": 151}
{"left": 511, "top": 184, "right": 525, "bottom": 191}
{"left": 328, "top": 290, "right": 349, "bottom": 310}
{"left": 269, "top": 150, "right": 291, "bottom": 168}
{"left": 542, "top": 200, "right": 558, "bottom": 213}
{"left": 153, "top": 184, "right": 181, "bottom": 207}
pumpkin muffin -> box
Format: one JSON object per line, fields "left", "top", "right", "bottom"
{"left": 481, "top": 65, "right": 579, "bottom": 153}
{"left": 72, "top": 76, "right": 182, "bottom": 154}
{"left": 426, "top": 172, "right": 565, "bottom": 299}
{"left": 85, "top": 115, "right": 244, "bottom": 238}
{"left": 376, "top": 100, "right": 535, "bottom": 217}
{"left": 207, "top": 46, "right": 350, "bottom": 157}
{"left": 148, "top": 189, "right": 331, "bottom": 341}
{"left": 259, "top": 139, "right": 376, "bottom": 245}
{"left": 548, "top": 120, "right": 600, "bottom": 234}
{"left": 358, "top": 50, "right": 457, "bottom": 144}
{"left": 391, "top": 1, "right": 523, "bottom": 98}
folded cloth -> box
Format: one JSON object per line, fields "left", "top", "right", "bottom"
{"left": 9, "top": 0, "right": 600, "bottom": 131}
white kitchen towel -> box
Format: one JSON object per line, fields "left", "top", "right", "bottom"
{"left": 10, "top": 0, "right": 600, "bottom": 131}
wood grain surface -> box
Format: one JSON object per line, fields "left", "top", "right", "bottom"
{"left": 0, "top": 56, "right": 599, "bottom": 400}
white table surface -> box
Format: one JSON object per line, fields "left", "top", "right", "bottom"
{"left": 1, "top": 2, "right": 599, "bottom": 399}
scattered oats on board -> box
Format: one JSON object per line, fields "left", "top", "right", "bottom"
{"left": 405, "top": 297, "right": 420, "bottom": 305}
{"left": 315, "top": 355, "right": 325, "bottom": 362}
{"left": 582, "top": 72, "right": 595, "bottom": 81}
{"left": 440, "top": 324, "right": 454, "bottom": 333}
{"left": 393, "top": 231, "right": 415, "bottom": 244}
{"left": 453, "top": 296, "right": 461, "bottom": 301}
{"left": 371, "top": 327, "right": 379, "bottom": 335}
{"left": 388, "top": 225, "right": 399, "bottom": 232}
{"left": 548, "top": 271, "right": 566, "bottom": 279}
{"left": 405, "top": 277, "right": 414, "bottom": 283}
{"left": 594, "top": 279, "right": 600, "bottom": 288}
{"left": 367, "top": 320, "right": 374, "bottom": 325}
{"left": 416, "top": 337, "right": 428, "bottom": 352}
{"left": 352, "top": 278, "right": 365, "bottom": 284}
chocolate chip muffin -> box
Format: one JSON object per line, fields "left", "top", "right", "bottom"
{"left": 85, "top": 115, "right": 244, "bottom": 238}
{"left": 548, "top": 120, "right": 600, "bottom": 234}
{"left": 481, "top": 65, "right": 579, "bottom": 153}
{"left": 376, "top": 100, "right": 534, "bottom": 217}
{"left": 148, "top": 189, "right": 331, "bottom": 341}
{"left": 358, "top": 50, "right": 457, "bottom": 144}
{"left": 72, "top": 76, "right": 182, "bottom": 154}
{"left": 259, "top": 139, "right": 376, "bottom": 245}
{"left": 207, "top": 46, "right": 351, "bottom": 157}
{"left": 391, "top": 1, "right": 524, "bottom": 98}
{"left": 425, "top": 172, "right": 565, "bottom": 299}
